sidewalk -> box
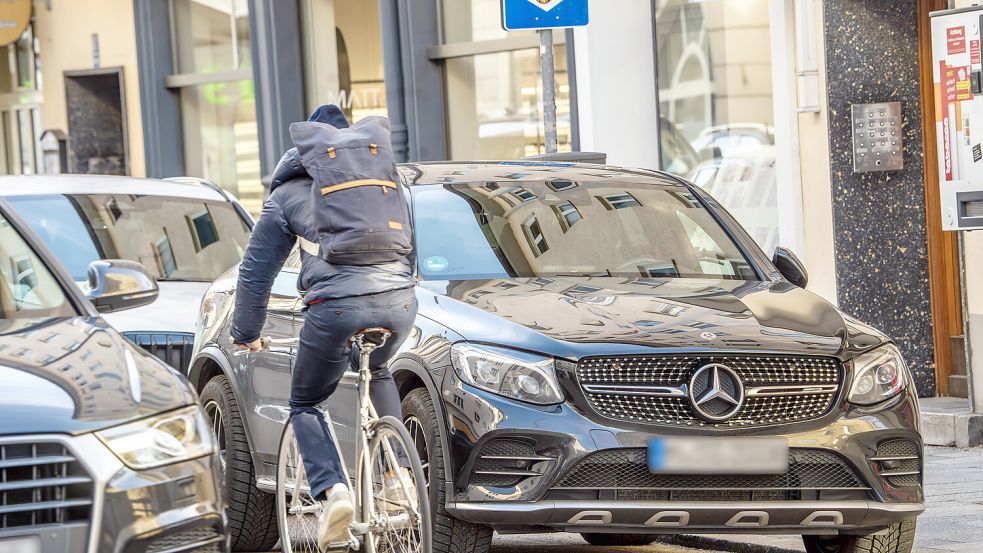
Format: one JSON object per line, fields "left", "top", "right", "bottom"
{"left": 691, "top": 446, "right": 983, "bottom": 553}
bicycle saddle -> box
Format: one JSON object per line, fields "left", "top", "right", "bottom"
{"left": 352, "top": 327, "right": 392, "bottom": 347}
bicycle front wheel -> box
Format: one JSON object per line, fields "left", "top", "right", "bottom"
{"left": 362, "top": 416, "right": 432, "bottom": 553}
{"left": 276, "top": 421, "right": 324, "bottom": 553}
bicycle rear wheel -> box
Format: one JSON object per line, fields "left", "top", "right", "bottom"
{"left": 276, "top": 421, "right": 327, "bottom": 553}
{"left": 362, "top": 416, "right": 432, "bottom": 553}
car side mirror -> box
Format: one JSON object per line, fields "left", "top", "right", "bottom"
{"left": 86, "top": 260, "right": 159, "bottom": 313}
{"left": 772, "top": 247, "right": 808, "bottom": 288}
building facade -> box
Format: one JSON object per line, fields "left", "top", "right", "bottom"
{"left": 5, "top": 0, "right": 982, "bottom": 401}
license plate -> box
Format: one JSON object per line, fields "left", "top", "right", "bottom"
{"left": 0, "top": 536, "right": 40, "bottom": 553}
{"left": 648, "top": 437, "right": 789, "bottom": 475}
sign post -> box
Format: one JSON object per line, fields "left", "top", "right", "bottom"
{"left": 540, "top": 28, "right": 557, "bottom": 153}
{"left": 501, "top": 0, "right": 589, "bottom": 154}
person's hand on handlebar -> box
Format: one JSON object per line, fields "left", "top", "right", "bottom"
{"left": 235, "top": 338, "right": 265, "bottom": 352}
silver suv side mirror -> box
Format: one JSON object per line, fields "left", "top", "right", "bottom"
{"left": 86, "top": 260, "right": 159, "bottom": 313}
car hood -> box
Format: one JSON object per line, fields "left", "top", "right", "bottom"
{"left": 91, "top": 281, "right": 212, "bottom": 334}
{"left": 0, "top": 317, "right": 194, "bottom": 436}
{"left": 418, "top": 277, "right": 887, "bottom": 360}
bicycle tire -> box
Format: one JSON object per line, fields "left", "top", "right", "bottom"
{"left": 360, "top": 416, "right": 433, "bottom": 553}
{"left": 276, "top": 420, "right": 330, "bottom": 553}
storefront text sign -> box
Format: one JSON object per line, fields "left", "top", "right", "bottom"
{"left": 0, "top": 0, "right": 30, "bottom": 47}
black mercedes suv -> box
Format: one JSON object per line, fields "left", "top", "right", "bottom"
{"left": 190, "top": 162, "right": 923, "bottom": 553}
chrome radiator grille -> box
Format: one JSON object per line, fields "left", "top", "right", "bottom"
{"left": 0, "top": 442, "right": 93, "bottom": 529}
{"left": 578, "top": 354, "right": 842, "bottom": 428}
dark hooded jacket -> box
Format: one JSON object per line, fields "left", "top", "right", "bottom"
{"left": 230, "top": 105, "right": 415, "bottom": 344}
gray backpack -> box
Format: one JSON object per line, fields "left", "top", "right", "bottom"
{"left": 289, "top": 117, "right": 413, "bottom": 266}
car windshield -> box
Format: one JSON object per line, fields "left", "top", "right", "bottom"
{"left": 0, "top": 210, "right": 75, "bottom": 319}
{"left": 412, "top": 180, "right": 757, "bottom": 281}
{"left": 8, "top": 194, "right": 251, "bottom": 282}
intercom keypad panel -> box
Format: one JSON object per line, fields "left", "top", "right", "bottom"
{"left": 851, "top": 102, "right": 903, "bottom": 172}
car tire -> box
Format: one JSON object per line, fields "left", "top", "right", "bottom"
{"left": 803, "top": 520, "right": 916, "bottom": 553}
{"left": 580, "top": 534, "right": 661, "bottom": 546}
{"left": 402, "top": 388, "right": 494, "bottom": 553}
{"left": 200, "top": 375, "right": 279, "bottom": 552}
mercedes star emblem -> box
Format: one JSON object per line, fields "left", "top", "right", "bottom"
{"left": 688, "top": 363, "right": 744, "bottom": 422}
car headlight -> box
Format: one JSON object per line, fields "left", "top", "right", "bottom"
{"left": 97, "top": 405, "right": 215, "bottom": 470}
{"left": 847, "top": 344, "right": 910, "bottom": 406}
{"left": 451, "top": 343, "right": 563, "bottom": 405}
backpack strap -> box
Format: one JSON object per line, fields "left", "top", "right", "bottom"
{"left": 297, "top": 236, "right": 320, "bottom": 256}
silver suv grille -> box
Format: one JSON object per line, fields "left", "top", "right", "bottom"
{"left": 0, "top": 442, "right": 93, "bottom": 529}
{"left": 578, "top": 354, "right": 842, "bottom": 428}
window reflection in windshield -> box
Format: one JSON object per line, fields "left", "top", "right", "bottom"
{"left": 9, "top": 194, "right": 250, "bottom": 282}
{"left": 0, "top": 213, "right": 75, "bottom": 319}
{"left": 412, "top": 181, "right": 756, "bottom": 282}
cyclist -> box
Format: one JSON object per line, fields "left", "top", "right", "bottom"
{"left": 230, "top": 105, "right": 418, "bottom": 550}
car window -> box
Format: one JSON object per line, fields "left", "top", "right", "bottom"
{"left": 412, "top": 181, "right": 757, "bottom": 281}
{"left": 0, "top": 211, "right": 75, "bottom": 319}
{"left": 8, "top": 194, "right": 251, "bottom": 282}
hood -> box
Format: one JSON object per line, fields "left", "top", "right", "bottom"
{"left": 418, "top": 277, "right": 887, "bottom": 360}
{"left": 270, "top": 104, "right": 351, "bottom": 192}
{"left": 0, "top": 317, "right": 194, "bottom": 436}
{"left": 95, "top": 281, "right": 212, "bottom": 334}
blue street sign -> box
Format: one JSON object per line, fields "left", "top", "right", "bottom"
{"left": 501, "top": 0, "right": 589, "bottom": 31}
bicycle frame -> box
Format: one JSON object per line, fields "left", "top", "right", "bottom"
{"left": 276, "top": 331, "right": 422, "bottom": 553}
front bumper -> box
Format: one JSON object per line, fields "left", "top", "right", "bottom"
{"left": 0, "top": 431, "right": 226, "bottom": 553}
{"left": 440, "top": 370, "right": 924, "bottom": 535}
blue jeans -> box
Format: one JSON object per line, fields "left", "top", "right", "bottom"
{"left": 288, "top": 287, "right": 417, "bottom": 500}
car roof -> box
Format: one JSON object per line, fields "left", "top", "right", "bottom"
{"left": 0, "top": 174, "right": 229, "bottom": 201}
{"left": 398, "top": 161, "right": 686, "bottom": 187}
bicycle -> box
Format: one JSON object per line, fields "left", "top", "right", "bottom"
{"left": 266, "top": 328, "right": 432, "bottom": 553}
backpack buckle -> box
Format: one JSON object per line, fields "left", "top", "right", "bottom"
{"left": 369, "top": 143, "right": 379, "bottom": 155}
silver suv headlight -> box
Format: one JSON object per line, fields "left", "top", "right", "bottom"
{"left": 97, "top": 405, "right": 215, "bottom": 470}
{"left": 847, "top": 344, "right": 910, "bottom": 406}
{"left": 451, "top": 343, "right": 564, "bottom": 405}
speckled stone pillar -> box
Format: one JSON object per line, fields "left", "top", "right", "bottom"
{"left": 824, "top": 0, "right": 935, "bottom": 395}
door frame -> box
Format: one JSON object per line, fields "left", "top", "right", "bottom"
{"left": 918, "top": 0, "right": 965, "bottom": 396}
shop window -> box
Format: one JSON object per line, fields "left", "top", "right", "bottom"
{"left": 300, "top": 0, "right": 388, "bottom": 123}
{"left": 445, "top": 46, "right": 572, "bottom": 160}
{"left": 171, "top": 0, "right": 251, "bottom": 73}
{"left": 170, "top": 0, "right": 261, "bottom": 214}
{"left": 655, "top": 0, "right": 780, "bottom": 254}
{"left": 0, "top": 23, "right": 42, "bottom": 176}
{"left": 441, "top": 0, "right": 572, "bottom": 160}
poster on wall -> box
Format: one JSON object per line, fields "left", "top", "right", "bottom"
{"left": 948, "top": 26, "right": 967, "bottom": 54}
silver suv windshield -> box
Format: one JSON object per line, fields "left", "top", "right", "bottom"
{"left": 8, "top": 194, "right": 251, "bottom": 282}
{"left": 0, "top": 211, "right": 75, "bottom": 319}
{"left": 412, "top": 181, "right": 757, "bottom": 281}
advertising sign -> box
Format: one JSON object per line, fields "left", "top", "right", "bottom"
{"left": 0, "top": 0, "right": 30, "bottom": 46}
{"left": 948, "top": 26, "right": 967, "bottom": 54}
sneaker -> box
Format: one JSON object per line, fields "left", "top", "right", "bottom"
{"left": 318, "top": 483, "right": 353, "bottom": 551}
{"left": 380, "top": 469, "right": 419, "bottom": 513}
